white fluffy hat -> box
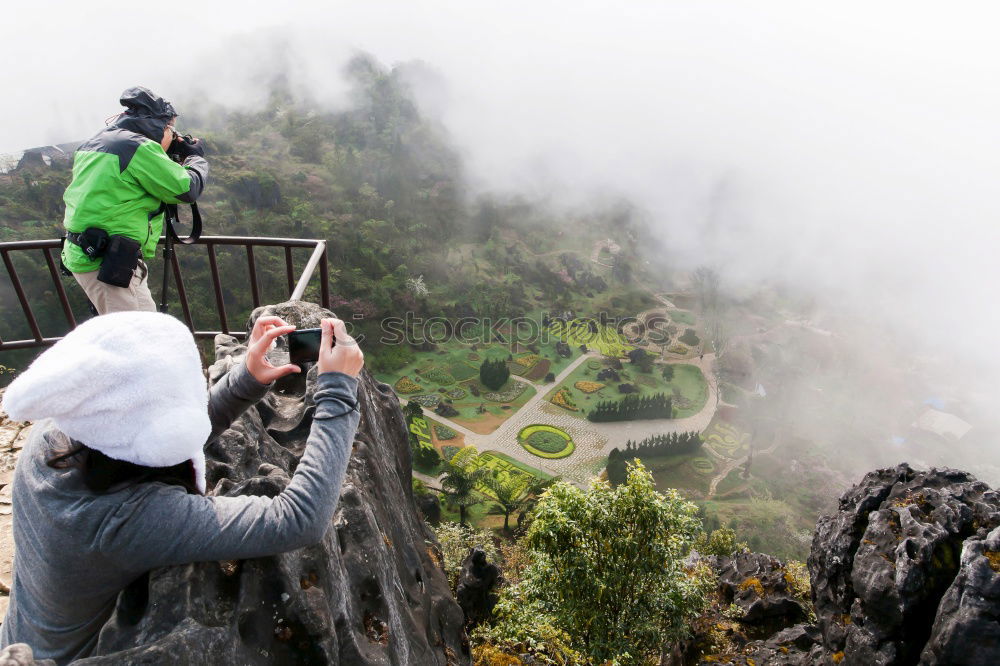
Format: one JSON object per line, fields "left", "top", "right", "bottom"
{"left": 2, "top": 311, "right": 211, "bottom": 492}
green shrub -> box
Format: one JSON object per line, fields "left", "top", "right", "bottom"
{"left": 679, "top": 328, "right": 700, "bottom": 346}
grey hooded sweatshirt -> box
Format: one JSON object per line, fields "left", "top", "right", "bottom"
{"left": 0, "top": 362, "right": 359, "bottom": 664}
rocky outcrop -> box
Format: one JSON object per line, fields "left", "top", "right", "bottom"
{"left": 716, "top": 552, "right": 809, "bottom": 638}
{"left": 808, "top": 463, "right": 1000, "bottom": 665}
{"left": 692, "top": 464, "right": 1000, "bottom": 665}
{"left": 77, "top": 301, "right": 469, "bottom": 665}
{"left": 455, "top": 548, "right": 502, "bottom": 630}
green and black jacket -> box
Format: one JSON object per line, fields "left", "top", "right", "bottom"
{"left": 61, "top": 91, "right": 208, "bottom": 274}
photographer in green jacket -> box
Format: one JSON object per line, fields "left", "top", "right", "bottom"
{"left": 61, "top": 87, "right": 209, "bottom": 314}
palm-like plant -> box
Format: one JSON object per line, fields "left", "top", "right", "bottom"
{"left": 440, "top": 447, "right": 487, "bottom": 526}
{"left": 483, "top": 471, "right": 532, "bottom": 532}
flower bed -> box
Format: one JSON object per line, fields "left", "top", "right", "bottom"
{"left": 689, "top": 457, "right": 716, "bottom": 475}
{"left": 550, "top": 387, "right": 578, "bottom": 411}
{"left": 446, "top": 387, "right": 467, "bottom": 400}
{"left": 667, "top": 344, "right": 689, "bottom": 355}
{"left": 433, "top": 424, "right": 458, "bottom": 441}
{"left": 574, "top": 380, "right": 606, "bottom": 394}
{"left": 421, "top": 367, "right": 456, "bottom": 385}
{"left": 395, "top": 376, "right": 423, "bottom": 394}
{"left": 518, "top": 424, "right": 576, "bottom": 459}
{"left": 410, "top": 394, "right": 441, "bottom": 408}
{"left": 586, "top": 359, "right": 602, "bottom": 370}
{"left": 514, "top": 353, "right": 541, "bottom": 368}
{"left": 482, "top": 382, "right": 527, "bottom": 402}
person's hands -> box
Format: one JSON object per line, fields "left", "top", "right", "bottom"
{"left": 318, "top": 318, "right": 364, "bottom": 378}
{"left": 168, "top": 133, "right": 205, "bottom": 159}
{"left": 246, "top": 316, "right": 301, "bottom": 384}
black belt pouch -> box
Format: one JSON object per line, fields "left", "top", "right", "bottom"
{"left": 97, "top": 235, "right": 142, "bottom": 287}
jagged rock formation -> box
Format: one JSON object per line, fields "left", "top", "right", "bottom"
{"left": 75, "top": 301, "right": 469, "bottom": 665}
{"left": 808, "top": 463, "right": 1000, "bottom": 665}
{"left": 693, "top": 463, "right": 1000, "bottom": 665}
{"left": 716, "top": 552, "right": 809, "bottom": 639}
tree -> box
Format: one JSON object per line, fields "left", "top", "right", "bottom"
{"left": 661, "top": 364, "right": 675, "bottom": 381}
{"left": 479, "top": 357, "right": 510, "bottom": 390}
{"left": 693, "top": 527, "right": 748, "bottom": 557}
{"left": 440, "top": 447, "right": 487, "bottom": 526}
{"left": 511, "top": 462, "right": 711, "bottom": 662}
{"left": 482, "top": 471, "right": 531, "bottom": 532}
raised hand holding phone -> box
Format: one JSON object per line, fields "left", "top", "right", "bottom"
{"left": 318, "top": 318, "right": 364, "bottom": 378}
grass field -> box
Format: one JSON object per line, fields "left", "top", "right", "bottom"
{"left": 636, "top": 451, "right": 713, "bottom": 498}
{"left": 670, "top": 364, "right": 710, "bottom": 418}
{"left": 668, "top": 310, "right": 696, "bottom": 326}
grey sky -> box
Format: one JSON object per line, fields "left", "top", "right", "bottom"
{"left": 4, "top": 1, "right": 1000, "bottom": 386}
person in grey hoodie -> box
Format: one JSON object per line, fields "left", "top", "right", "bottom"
{"left": 0, "top": 311, "right": 364, "bottom": 664}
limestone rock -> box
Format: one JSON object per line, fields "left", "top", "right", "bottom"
{"left": 808, "top": 463, "right": 1000, "bottom": 665}
{"left": 716, "top": 552, "right": 808, "bottom": 638}
{"left": 78, "top": 301, "right": 469, "bottom": 665}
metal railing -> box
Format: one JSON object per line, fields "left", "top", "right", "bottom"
{"left": 0, "top": 236, "right": 330, "bottom": 352}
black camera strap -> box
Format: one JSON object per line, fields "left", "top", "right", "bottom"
{"left": 165, "top": 203, "right": 202, "bottom": 245}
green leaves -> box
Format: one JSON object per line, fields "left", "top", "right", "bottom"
{"left": 514, "top": 461, "right": 711, "bottom": 663}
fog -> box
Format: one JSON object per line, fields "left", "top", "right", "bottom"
{"left": 5, "top": 1, "right": 1000, "bottom": 467}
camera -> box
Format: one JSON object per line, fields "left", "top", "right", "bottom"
{"left": 167, "top": 131, "right": 199, "bottom": 162}
{"left": 286, "top": 328, "right": 334, "bottom": 364}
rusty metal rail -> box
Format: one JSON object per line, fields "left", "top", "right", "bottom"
{"left": 0, "top": 236, "right": 329, "bottom": 352}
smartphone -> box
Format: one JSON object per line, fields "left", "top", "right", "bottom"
{"left": 287, "top": 328, "right": 328, "bottom": 364}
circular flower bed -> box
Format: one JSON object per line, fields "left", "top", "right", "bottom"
{"left": 587, "top": 359, "right": 602, "bottom": 370}
{"left": 518, "top": 424, "right": 575, "bottom": 459}
{"left": 446, "top": 387, "right": 468, "bottom": 400}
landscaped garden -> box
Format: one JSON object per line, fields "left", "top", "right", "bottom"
{"left": 547, "top": 317, "right": 635, "bottom": 358}
{"left": 544, "top": 357, "right": 709, "bottom": 421}
{"left": 704, "top": 419, "right": 751, "bottom": 459}
{"left": 518, "top": 424, "right": 576, "bottom": 459}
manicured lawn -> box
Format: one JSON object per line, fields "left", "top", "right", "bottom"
{"left": 668, "top": 310, "right": 696, "bottom": 326}
{"left": 640, "top": 451, "right": 712, "bottom": 497}
{"left": 670, "top": 364, "right": 710, "bottom": 418}
{"left": 715, "top": 468, "right": 749, "bottom": 497}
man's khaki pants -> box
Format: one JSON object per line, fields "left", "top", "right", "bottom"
{"left": 73, "top": 260, "right": 156, "bottom": 314}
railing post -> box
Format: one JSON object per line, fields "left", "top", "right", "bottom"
{"left": 169, "top": 250, "right": 194, "bottom": 331}
{"left": 42, "top": 247, "right": 76, "bottom": 330}
{"left": 1, "top": 249, "right": 43, "bottom": 343}
{"left": 284, "top": 246, "right": 295, "bottom": 298}
{"left": 246, "top": 244, "right": 261, "bottom": 308}
{"left": 205, "top": 243, "right": 229, "bottom": 335}
{"left": 319, "top": 242, "right": 330, "bottom": 309}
